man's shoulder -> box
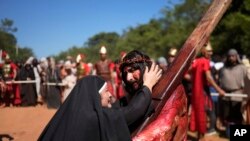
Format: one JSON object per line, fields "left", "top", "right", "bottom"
{"left": 106, "top": 59, "right": 114, "bottom": 63}
{"left": 193, "top": 57, "right": 209, "bottom": 66}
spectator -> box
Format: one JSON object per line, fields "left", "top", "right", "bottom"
{"left": 219, "top": 49, "right": 248, "bottom": 127}
{"left": 93, "top": 46, "right": 115, "bottom": 97}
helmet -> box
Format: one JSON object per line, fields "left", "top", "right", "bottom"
{"left": 168, "top": 48, "right": 178, "bottom": 56}
{"left": 99, "top": 46, "right": 107, "bottom": 54}
{"left": 76, "top": 54, "right": 85, "bottom": 63}
{"left": 205, "top": 42, "right": 213, "bottom": 51}
{"left": 5, "top": 53, "right": 10, "bottom": 60}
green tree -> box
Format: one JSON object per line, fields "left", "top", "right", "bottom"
{"left": 0, "top": 30, "right": 17, "bottom": 52}
{"left": 120, "top": 19, "right": 163, "bottom": 59}
{"left": 84, "top": 32, "right": 120, "bottom": 62}
{"left": 0, "top": 18, "right": 34, "bottom": 61}
{"left": 16, "top": 47, "right": 34, "bottom": 62}
{"left": 159, "top": 0, "right": 210, "bottom": 55}
{"left": 0, "top": 18, "right": 18, "bottom": 60}
{"left": 55, "top": 0, "right": 250, "bottom": 62}
{"left": 212, "top": 0, "right": 250, "bottom": 57}
{"left": 0, "top": 18, "right": 18, "bottom": 33}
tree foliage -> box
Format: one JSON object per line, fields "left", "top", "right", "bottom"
{"left": 0, "top": 18, "right": 34, "bottom": 62}
{"left": 0, "top": 18, "right": 18, "bottom": 33}
{"left": 212, "top": 0, "right": 250, "bottom": 57}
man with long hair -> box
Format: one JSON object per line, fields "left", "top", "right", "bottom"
{"left": 119, "top": 50, "right": 162, "bottom": 133}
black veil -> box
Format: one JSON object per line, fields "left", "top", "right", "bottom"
{"left": 38, "top": 75, "right": 131, "bottom": 141}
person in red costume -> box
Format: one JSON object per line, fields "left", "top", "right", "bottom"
{"left": 189, "top": 42, "right": 225, "bottom": 138}
{"left": 0, "top": 53, "right": 21, "bottom": 107}
{"left": 75, "top": 53, "right": 90, "bottom": 80}
{"left": 94, "top": 46, "right": 115, "bottom": 97}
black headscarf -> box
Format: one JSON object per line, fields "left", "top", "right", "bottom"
{"left": 38, "top": 75, "right": 131, "bottom": 141}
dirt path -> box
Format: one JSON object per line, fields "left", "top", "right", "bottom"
{"left": 0, "top": 105, "right": 56, "bottom": 141}
{"left": 0, "top": 105, "right": 229, "bottom": 141}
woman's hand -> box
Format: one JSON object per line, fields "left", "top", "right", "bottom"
{"left": 143, "top": 62, "right": 162, "bottom": 92}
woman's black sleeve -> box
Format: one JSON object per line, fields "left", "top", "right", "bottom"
{"left": 120, "top": 86, "right": 152, "bottom": 126}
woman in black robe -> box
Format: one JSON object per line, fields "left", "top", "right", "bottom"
{"left": 19, "top": 63, "right": 37, "bottom": 106}
{"left": 38, "top": 75, "right": 131, "bottom": 141}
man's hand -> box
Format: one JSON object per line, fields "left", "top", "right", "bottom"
{"left": 143, "top": 62, "right": 162, "bottom": 92}
{"left": 218, "top": 88, "right": 226, "bottom": 97}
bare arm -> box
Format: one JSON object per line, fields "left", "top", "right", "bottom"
{"left": 205, "top": 70, "right": 225, "bottom": 96}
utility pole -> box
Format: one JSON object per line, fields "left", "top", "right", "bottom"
{"left": 0, "top": 49, "right": 2, "bottom": 63}
{"left": 16, "top": 44, "right": 18, "bottom": 56}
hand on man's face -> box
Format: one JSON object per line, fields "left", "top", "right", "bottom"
{"left": 143, "top": 62, "right": 163, "bottom": 92}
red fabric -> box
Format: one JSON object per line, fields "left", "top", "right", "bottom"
{"left": 107, "top": 81, "right": 114, "bottom": 97}
{"left": 115, "top": 64, "right": 122, "bottom": 84}
{"left": 3, "top": 83, "right": 14, "bottom": 106}
{"left": 132, "top": 84, "right": 188, "bottom": 141}
{"left": 115, "top": 64, "right": 125, "bottom": 99}
{"left": 14, "top": 66, "right": 21, "bottom": 105}
{"left": 116, "top": 84, "right": 125, "bottom": 99}
{"left": 6, "top": 63, "right": 17, "bottom": 79}
{"left": 1, "top": 51, "right": 7, "bottom": 58}
{"left": 1, "top": 62, "right": 18, "bottom": 106}
{"left": 189, "top": 57, "right": 210, "bottom": 134}
{"left": 109, "top": 62, "right": 115, "bottom": 70}
{"left": 82, "top": 63, "right": 90, "bottom": 75}
{"left": 108, "top": 61, "right": 115, "bottom": 97}
{"left": 13, "top": 84, "right": 21, "bottom": 105}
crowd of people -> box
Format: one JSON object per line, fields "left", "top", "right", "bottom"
{"left": 0, "top": 46, "right": 126, "bottom": 108}
{"left": 1, "top": 43, "right": 250, "bottom": 140}
{"left": 184, "top": 43, "right": 250, "bottom": 139}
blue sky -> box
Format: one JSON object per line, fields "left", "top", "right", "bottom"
{"left": 0, "top": 0, "right": 172, "bottom": 59}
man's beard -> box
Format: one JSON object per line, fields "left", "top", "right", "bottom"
{"left": 132, "top": 81, "right": 139, "bottom": 91}
{"left": 126, "top": 78, "right": 143, "bottom": 94}
{"left": 228, "top": 60, "right": 237, "bottom": 66}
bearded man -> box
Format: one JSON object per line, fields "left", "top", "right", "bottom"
{"left": 119, "top": 50, "right": 162, "bottom": 133}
